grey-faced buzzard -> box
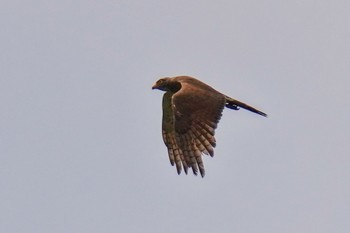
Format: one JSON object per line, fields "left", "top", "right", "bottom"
{"left": 152, "top": 76, "right": 267, "bottom": 177}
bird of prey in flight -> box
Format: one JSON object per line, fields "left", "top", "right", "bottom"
{"left": 152, "top": 76, "right": 267, "bottom": 177}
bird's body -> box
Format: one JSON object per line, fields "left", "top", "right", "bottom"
{"left": 152, "top": 76, "right": 267, "bottom": 177}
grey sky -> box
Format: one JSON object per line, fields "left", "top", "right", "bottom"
{"left": 1, "top": 1, "right": 350, "bottom": 233}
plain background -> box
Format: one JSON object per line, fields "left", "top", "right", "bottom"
{"left": 1, "top": 1, "right": 349, "bottom": 233}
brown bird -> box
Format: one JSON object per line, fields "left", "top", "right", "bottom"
{"left": 152, "top": 76, "right": 267, "bottom": 177}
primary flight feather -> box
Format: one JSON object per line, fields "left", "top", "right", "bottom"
{"left": 152, "top": 76, "right": 267, "bottom": 177}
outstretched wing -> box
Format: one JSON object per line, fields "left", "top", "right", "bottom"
{"left": 171, "top": 81, "right": 226, "bottom": 177}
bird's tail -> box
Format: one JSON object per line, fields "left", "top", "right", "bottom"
{"left": 225, "top": 96, "right": 267, "bottom": 117}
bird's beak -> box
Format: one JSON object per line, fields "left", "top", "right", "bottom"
{"left": 152, "top": 83, "right": 158, "bottom": 90}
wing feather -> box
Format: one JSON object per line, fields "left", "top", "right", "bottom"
{"left": 190, "top": 124, "right": 214, "bottom": 156}
{"left": 161, "top": 92, "right": 188, "bottom": 174}
{"left": 170, "top": 81, "right": 226, "bottom": 177}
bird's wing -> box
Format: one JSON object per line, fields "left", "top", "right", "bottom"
{"left": 161, "top": 92, "right": 188, "bottom": 175}
{"left": 171, "top": 81, "right": 226, "bottom": 177}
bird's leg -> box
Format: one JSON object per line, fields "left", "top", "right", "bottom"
{"left": 225, "top": 103, "right": 240, "bottom": 110}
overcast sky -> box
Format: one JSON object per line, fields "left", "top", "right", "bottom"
{"left": 1, "top": 1, "right": 350, "bottom": 233}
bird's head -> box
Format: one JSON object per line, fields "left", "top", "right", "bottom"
{"left": 152, "top": 77, "right": 181, "bottom": 92}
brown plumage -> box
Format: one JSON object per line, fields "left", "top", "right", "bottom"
{"left": 152, "top": 76, "right": 267, "bottom": 177}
